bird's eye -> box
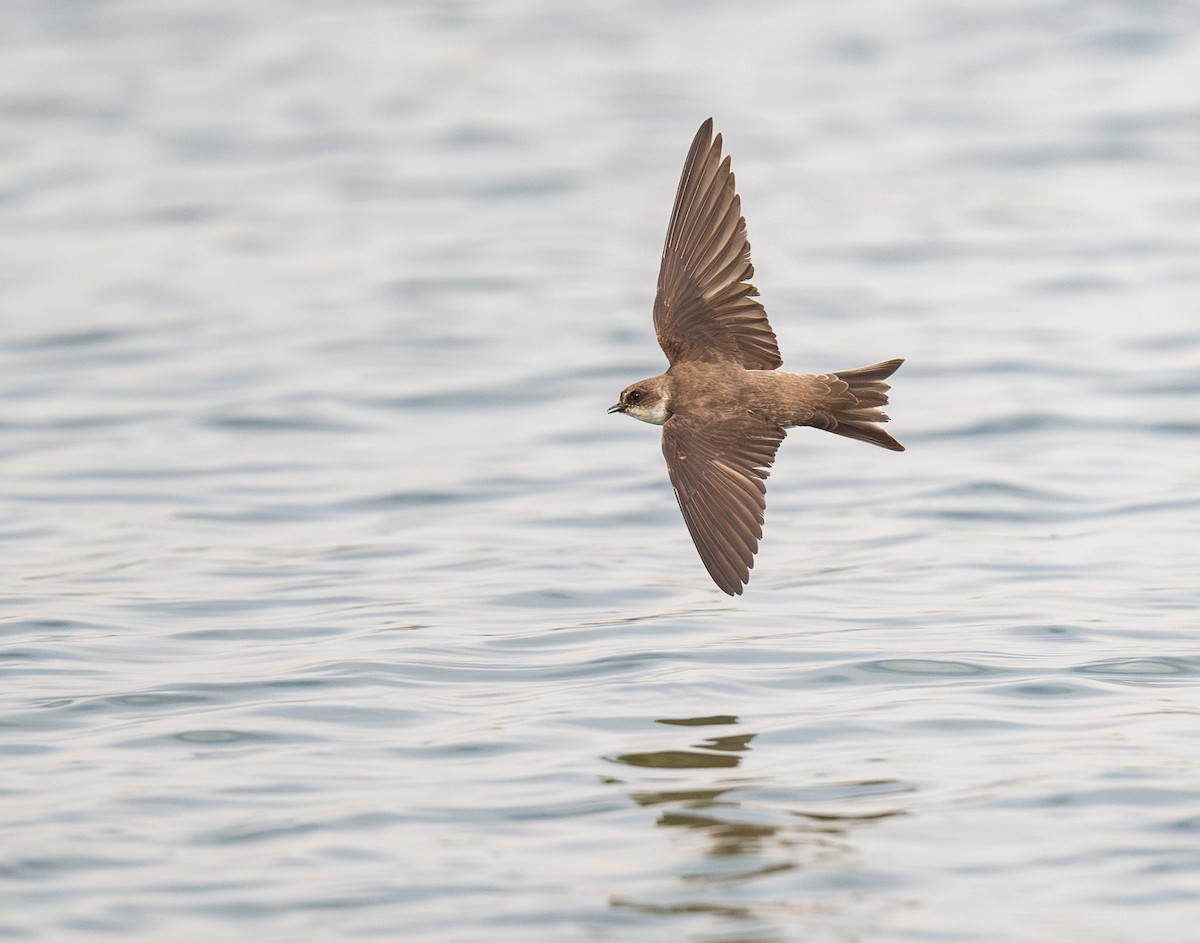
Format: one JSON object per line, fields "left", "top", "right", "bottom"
{"left": 628, "top": 390, "right": 642, "bottom": 403}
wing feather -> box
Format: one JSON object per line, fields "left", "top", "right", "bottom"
{"left": 653, "top": 120, "right": 783, "bottom": 370}
{"left": 662, "top": 415, "right": 786, "bottom": 595}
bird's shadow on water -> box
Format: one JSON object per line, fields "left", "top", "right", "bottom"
{"left": 602, "top": 714, "right": 913, "bottom": 939}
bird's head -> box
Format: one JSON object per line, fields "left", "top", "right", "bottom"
{"left": 607, "top": 375, "right": 670, "bottom": 426}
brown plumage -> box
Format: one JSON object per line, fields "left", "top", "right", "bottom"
{"left": 609, "top": 119, "right": 904, "bottom": 595}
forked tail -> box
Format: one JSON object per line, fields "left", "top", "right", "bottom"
{"left": 819, "top": 358, "right": 905, "bottom": 451}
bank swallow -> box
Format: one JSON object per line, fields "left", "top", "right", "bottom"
{"left": 609, "top": 119, "right": 904, "bottom": 595}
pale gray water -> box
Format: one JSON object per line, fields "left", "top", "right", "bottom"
{"left": 2, "top": 1, "right": 1199, "bottom": 941}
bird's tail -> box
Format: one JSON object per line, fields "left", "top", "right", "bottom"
{"left": 818, "top": 358, "right": 905, "bottom": 451}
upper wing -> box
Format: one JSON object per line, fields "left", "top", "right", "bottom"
{"left": 653, "top": 119, "right": 783, "bottom": 370}
{"left": 662, "top": 414, "right": 787, "bottom": 595}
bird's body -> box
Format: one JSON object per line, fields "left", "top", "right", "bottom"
{"left": 609, "top": 119, "right": 904, "bottom": 595}
{"left": 622, "top": 360, "right": 902, "bottom": 446}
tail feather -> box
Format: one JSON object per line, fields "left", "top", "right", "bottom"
{"left": 819, "top": 358, "right": 905, "bottom": 452}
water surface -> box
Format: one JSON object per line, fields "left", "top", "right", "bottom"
{"left": 2, "top": 1, "right": 1199, "bottom": 941}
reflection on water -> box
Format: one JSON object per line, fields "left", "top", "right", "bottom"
{"left": 612, "top": 716, "right": 756, "bottom": 769}
{"left": 615, "top": 751, "right": 742, "bottom": 769}
{"left": 608, "top": 716, "right": 910, "bottom": 937}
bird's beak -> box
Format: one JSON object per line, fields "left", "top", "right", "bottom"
{"left": 607, "top": 403, "right": 626, "bottom": 414}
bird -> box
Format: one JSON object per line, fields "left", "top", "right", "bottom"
{"left": 608, "top": 118, "right": 904, "bottom": 595}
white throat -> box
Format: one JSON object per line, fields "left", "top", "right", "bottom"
{"left": 626, "top": 400, "right": 669, "bottom": 425}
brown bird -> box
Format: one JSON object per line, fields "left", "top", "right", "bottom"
{"left": 608, "top": 119, "right": 904, "bottom": 595}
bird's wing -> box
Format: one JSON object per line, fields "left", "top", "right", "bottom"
{"left": 653, "top": 119, "right": 783, "bottom": 370}
{"left": 662, "top": 414, "right": 786, "bottom": 595}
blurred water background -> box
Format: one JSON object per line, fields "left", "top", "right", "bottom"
{"left": 2, "top": 1, "right": 1199, "bottom": 940}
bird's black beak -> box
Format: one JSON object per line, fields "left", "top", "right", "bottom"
{"left": 607, "top": 403, "right": 626, "bottom": 414}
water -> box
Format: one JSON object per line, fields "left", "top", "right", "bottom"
{"left": 2, "top": 1, "right": 1199, "bottom": 940}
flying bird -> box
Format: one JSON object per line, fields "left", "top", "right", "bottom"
{"left": 608, "top": 119, "right": 904, "bottom": 595}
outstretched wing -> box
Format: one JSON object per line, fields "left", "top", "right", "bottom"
{"left": 653, "top": 119, "right": 783, "bottom": 370}
{"left": 662, "top": 414, "right": 786, "bottom": 595}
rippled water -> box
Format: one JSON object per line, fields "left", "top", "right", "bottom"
{"left": 3, "top": 1, "right": 1199, "bottom": 940}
